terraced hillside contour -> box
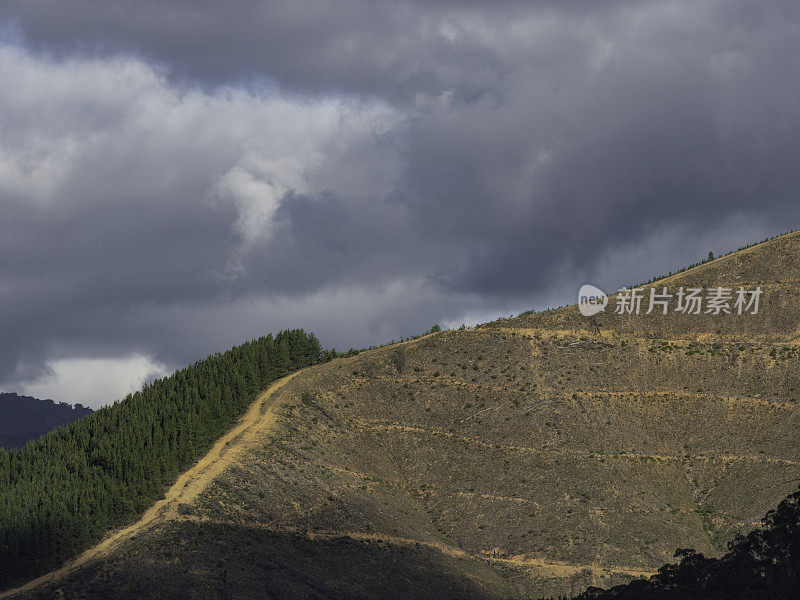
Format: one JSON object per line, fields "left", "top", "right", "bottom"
{"left": 11, "top": 231, "right": 800, "bottom": 599}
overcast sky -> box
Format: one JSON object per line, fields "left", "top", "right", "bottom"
{"left": 2, "top": 1, "right": 799, "bottom": 407}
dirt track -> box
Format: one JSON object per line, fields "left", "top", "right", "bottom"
{"left": 0, "top": 370, "right": 304, "bottom": 599}
{"left": 173, "top": 514, "right": 657, "bottom": 579}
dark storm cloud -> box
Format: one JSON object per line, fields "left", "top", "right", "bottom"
{"left": 0, "top": 0, "right": 513, "bottom": 101}
{"left": 2, "top": 0, "right": 800, "bottom": 405}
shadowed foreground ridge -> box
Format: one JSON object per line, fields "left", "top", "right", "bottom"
{"left": 10, "top": 230, "right": 800, "bottom": 599}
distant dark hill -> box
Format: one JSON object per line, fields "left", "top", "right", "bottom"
{"left": 0, "top": 393, "right": 92, "bottom": 449}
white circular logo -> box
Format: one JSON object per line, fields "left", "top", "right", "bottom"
{"left": 578, "top": 284, "right": 608, "bottom": 316}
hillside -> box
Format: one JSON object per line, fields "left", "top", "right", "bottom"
{"left": 0, "top": 330, "right": 323, "bottom": 591}
{"left": 7, "top": 230, "right": 800, "bottom": 599}
{"left": 0, "top": 393, "right": 92, "bottom": 450}
{"left": 573, "top": 485, "right": 800, "bottom": 599}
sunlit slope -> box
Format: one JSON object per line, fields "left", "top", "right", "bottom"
{"left": 17, "top": 231, "right": 800, "bottom": 599}
{"left": 502, "top": 229, "right": 800, "bottom": 342}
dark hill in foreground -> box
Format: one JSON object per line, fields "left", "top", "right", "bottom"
{"left": 8, "top": 230, "right": 800, "bottom": 599}
{"left": 0, "top": 393, "right": 92, "bottom": 449}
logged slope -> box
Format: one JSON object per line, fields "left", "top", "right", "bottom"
{"left": 11, "top": 231, "right": 800, "bottom": 599}
{"left": 571, "top": 485, "right": 800, "bottom": 599}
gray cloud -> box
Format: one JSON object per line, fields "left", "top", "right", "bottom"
{"left": 2, "top": 1, "right": 800, "bottom": 406}
{"left": 1, "top": 0, "right": 513, "bottom": 102}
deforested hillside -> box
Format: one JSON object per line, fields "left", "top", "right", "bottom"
{"left": 0, "top": 394, "right": 92, "bottom": 450}
{"left": 572, "top": 485, "right": 800, "bottom": 599}
{"left": 7, "top": 231, "right": 800, "bottom": 599}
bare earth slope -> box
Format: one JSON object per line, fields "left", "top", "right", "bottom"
{"left": 10, "top": 231, "right": 800, "bottom": 599}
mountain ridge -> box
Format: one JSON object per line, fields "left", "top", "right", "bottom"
{"left": 8, "top": 229, "right": 800, "bottom": 599}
